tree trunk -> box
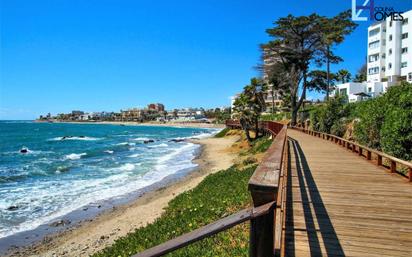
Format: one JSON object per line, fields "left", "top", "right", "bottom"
{"left": 291, "top": 108, "right": 298, "bottom": 126}
{"left": 290, "top": 94, "right": 297, "bottom": 126}
{"left": 326, "top": 45, "right": 330, "bottom": 101}
{"left": 271, "top": 89, "right": 275, "bottom": 114}
{"left": 244, "top": 128, "right": 252, "bottom": 143}
{"left": 240, "top": 119, "right": 253, "bottom": 144}
{"left": 255, "top": 118, "right": 259, "bottom": 139}
{"left": 291, "top": 71, "right": 308, "bottom": 126}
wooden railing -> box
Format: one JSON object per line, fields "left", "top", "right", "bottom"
{"left": 291, "top": 126, "right": 412, "bottom": 182}
{"left": 134, "top": 121, "right": 288, "bottom": 257}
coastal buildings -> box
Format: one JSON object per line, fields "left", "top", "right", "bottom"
{"left": 120, "top": 108, "right": 144, "bottom": 122}
{"left": 148, "top": 103, "right": 165, "bottom": 112}
{"left": 36, "top": 103, "right": 226, "bottom": 123}
{"left": 165, "top": 108, "right": 206, "bottom": 121}
{"left": 333, "top": 10, "right": 412, "bottom": 102}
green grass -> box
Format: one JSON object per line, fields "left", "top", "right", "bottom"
{"left": 214, "top": 127, "right": 230, "bottom": 138}
{"left": 260, "top": 112, "right": 291, "bottom": 121}
{"left": 93, "top": 164, "right": 257, "bottom": 257}
{"left": 239, "top": 136, "right": 272, "bottom": 156}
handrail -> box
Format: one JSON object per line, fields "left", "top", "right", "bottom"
{"left": 134, "top": 201, "right": 276, "bottom": 257}
{"left": 133, "top": 120, "right": 289, "bottom": 257}
{"left": 290, "top": 126, "right": 412, "bottom": 182}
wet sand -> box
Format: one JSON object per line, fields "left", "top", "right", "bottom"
{"left": 5, "top": 135, "right": 239, "bottom": 257}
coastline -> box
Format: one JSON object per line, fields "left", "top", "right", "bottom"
{"left": 4, "top": 134, "right": 239, "bottom": 257}
{"left": 37, "top": 120, "right": 226, "bottom": 129}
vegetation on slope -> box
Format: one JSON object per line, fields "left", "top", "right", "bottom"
{"left": 94, "top": 134, "right": 272, "bottom": 257}
{"left": 214, "top": 127, "right": 230, "bottom": 138}
{"left": 309, "top": 81, "right": 412, "bottom": 161}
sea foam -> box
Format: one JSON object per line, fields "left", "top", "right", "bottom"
{"left": 64, "top": 153, "right": 87, "bottom": 160}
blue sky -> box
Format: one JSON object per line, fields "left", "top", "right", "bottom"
{"left": 1, "top": 0, "right": 411, "bottom": 119}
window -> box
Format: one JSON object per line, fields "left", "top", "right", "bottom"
{"left": 402, "top": 18, "right": 408, "bottom": 25}
{"left": 402, "top": 33, "right": 408, "bottom": 39}
{"left": 368, "top": 67, "right": 379, "bottom": 75}
{"left": 389, "top": 35, "right": 392, "bottom": 41}
{"left": 402, "top": 47, "right": 408, "bottom": 54}
{"left": 369, "top": 28, "right": 380, "bottom": 37}
{"left": 389, "top": 49, "right": 392, "bottom": 55}
{"left": 339, "top": 88, "right": 347, "bottom": 96}
{"left": 382, "top": 67, "right": 386, "bottom": 72}
{"left": 368, "top": 40, "right": 380, "bottom": 49}
{"left": 389, "top": 63, "right": 392, "bottom": 69}
{"left": 381, "top": 53, "right": 386, "bottom": 58}
{"left": 368, "top": 87, "right": 372, "bottom": 93}
{"left": 368, "top": 54, "right": 379, "bottom": 62}
{"left": 409, "top": 73, "right": 412, "bottom": 82}
{"left": 401, "top": 62, "right": 407, "bottom": 68}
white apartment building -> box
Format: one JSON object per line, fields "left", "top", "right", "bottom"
{"left": 333, "top": 10, "right": 412, "bottom": 102}
{"left": 367, "top": 10, "right": 412, "bottom": 83}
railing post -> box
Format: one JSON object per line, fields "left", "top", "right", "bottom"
{"left": 367, "top": 151, "right": 372, "bottom": 160}
{"left": 409, "top": 167, "right": 412, "bottom": 182}
{"left": 359, "top": 147, "right": 362, "bottom": 156}
{"left": 249, "top": 197, "right": 275, "bottom": 257}
{"left": 377, "top": 155, "right": 382, "bottom": 166}
{"left": 390, "top": 161, "right": 396, "bottom": 173}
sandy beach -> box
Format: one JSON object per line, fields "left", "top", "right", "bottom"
{"left": 6, "top": 134, "right": 239, "bottom": 257}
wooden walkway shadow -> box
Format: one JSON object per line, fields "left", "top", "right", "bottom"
{"left": 284, "top": 130, "right": 412, "bottom": 257}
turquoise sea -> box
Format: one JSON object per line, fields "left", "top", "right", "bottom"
{"left": 0, "top": 121, "right": 217, "bottom": 239}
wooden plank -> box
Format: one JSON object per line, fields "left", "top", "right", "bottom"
{"left": 284, "top": 130, "right": 412, "bottom": 257}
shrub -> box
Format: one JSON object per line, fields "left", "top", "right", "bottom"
{"left": 309, "top": 81, "right": 412, "bottom": 160}
{"left": 353, "top": 97, "right": 385, "bottom": 149}
{"left": 309, "top": 95, "right": 348, "bottom": 134}
{"left": 330, "top": 118, "right": 348, "bottom": 137}
{"left": 379, "top": 82, "right": 412, "bottom": 160}
{"left": 242, "top": 157, "right": 258, "bottom": 165}
{"left": 260, "top": 112, "right": 289, "bottom": 121}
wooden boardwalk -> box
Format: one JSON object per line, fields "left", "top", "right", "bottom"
{"left": 284, "top": 130, "right": 412, "bottom": 257}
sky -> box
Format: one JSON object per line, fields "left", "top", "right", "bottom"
{"left": 1, "top": 0, "right": 411, "bottom": 119}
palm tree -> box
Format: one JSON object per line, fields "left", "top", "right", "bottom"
{"left": 233, "top": 94, "right": 254, "bottom": 142}
{"left": 233, "top": 78, "right": 267, "bottom": 143}
{"left": 336, "top": 69, "right": 352, "bottom": 84}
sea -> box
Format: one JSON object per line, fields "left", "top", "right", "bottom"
{"left": 0, "top": 121, "right": 218, "bottom": 241}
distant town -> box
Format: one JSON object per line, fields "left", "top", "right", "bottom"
{"left": 37, "top": 103, "right": 231, "bottom": 123}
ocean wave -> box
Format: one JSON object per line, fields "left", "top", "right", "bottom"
{"left": 191, "top": 129, "right": 220, "bottom": 139}
{"left": 55, "top": 166, "right": 71, "bottom": 173}
{"left": 49, "top": 136, "right": 101, "bottom": 141}
{"left": 115, "top": 142, "right": 136, "bottom": 146}
{"left": 128, "top": 153, "right": 141, "bottom": 158}
{"left": 114, "top": 163, "right": 136, "bottom": 171}
{"left": 132, "top": 137, "right": 152, "bottom": 141}
{"left": 64, "top": 153, "right": 87, "bottom": 160}
{"left": 0, "top": 128, "right": 207, "bottom": 239}
{"left": 104, "top": 150, "right": 114, "bottom": 154}
{"left": 148, "top": 143, "right": 168, "bottom": 148}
